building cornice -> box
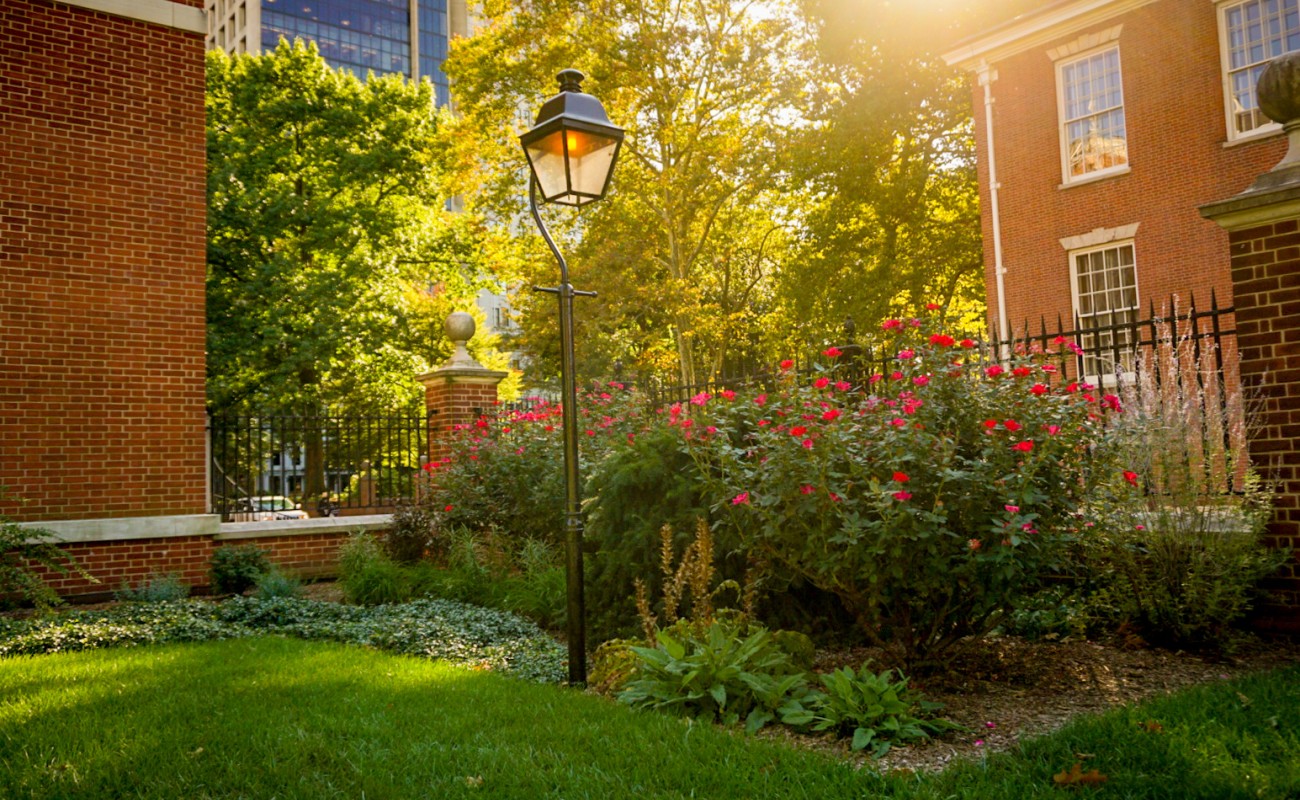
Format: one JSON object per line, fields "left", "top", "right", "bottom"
{"left": 942, "top": 0, "right": 1157, "bottom": 71}
{"left": 53, "top": 0, "right": 205, "bottom": 34}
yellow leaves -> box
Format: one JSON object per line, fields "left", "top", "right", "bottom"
{"left": 1052, "top": 761, "right": 1108, "bottom": 787}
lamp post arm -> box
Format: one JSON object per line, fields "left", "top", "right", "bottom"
{"left": 530, "top": 177, "right": 570, "bottom": 286}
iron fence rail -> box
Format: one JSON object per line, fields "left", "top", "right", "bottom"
{"left": 208, "top": 412, "right": 429, "bottom": 521}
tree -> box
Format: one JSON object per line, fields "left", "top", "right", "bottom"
{"left": 206, "top": 41, "right": 512, "bottom": 499}
{"left": 774, "top": 0, "right": 986, "bottom": 351}
{"left": 446, "top": 0, "right": 810, "bottom": 387}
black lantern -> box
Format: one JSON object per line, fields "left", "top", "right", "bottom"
{"left": 520, "top": 69, "right": 623, "bottom": 207}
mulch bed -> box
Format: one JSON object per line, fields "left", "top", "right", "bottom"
{"left": 772, "top": 634, "right": 1300, "bottom": 773}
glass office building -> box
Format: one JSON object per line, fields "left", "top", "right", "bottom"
{"left": 207, "top": 0, "right": 453, "bottom": 106}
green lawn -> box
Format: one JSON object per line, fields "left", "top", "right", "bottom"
{"left": 2, "top": 637, "right": 1298, "bottom": 799}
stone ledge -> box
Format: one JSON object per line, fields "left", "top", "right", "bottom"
{"left": 19, "top": 514, "right": 221, "bottom": 543}
{"left": 215, "top": 515, "right": 392, "bottom": 541}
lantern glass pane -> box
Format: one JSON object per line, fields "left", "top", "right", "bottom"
{"left": 567, "top": 129, "right": 619, "bottom": 197}
{"left": 525, "top": 129, "right": 571, "bottom": 201}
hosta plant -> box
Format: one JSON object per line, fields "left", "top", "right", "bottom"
{"left": 782, "top": 665, "right": 959, "bottom": 756}
{"left": 618, "top": 619, "right": 810, "bottom": 734}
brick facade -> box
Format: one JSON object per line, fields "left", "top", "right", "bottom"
{"left": 1206, "top": 212, "right": 1300, "bottom": 623}
{"left": 952, "top": 0, "right": 1286, "bottom": 333}
{"left": 0, "top": 0, "right": 208, "bottom": 522}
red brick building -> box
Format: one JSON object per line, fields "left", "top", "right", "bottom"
{"left": 943, "top": 0, "right": 1288, "bottom": 368}
{"left": 1, "top": 0, "right": 210, "bottom": 530}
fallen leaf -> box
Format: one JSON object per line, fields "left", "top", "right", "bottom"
{"left": 1054, "top": 761, "right": 1108, "bottom": 786}
{"left": 1138, "top": 720, "right": 1163, "bottom": 733}
{"left": 465, "top": 776, "right": 484, "bottom": 788}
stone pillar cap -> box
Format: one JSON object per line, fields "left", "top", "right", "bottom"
{"left": 442, "top": 311, "right": 485, "bottom": 370}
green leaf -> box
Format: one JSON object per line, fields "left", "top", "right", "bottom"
{"left": 657, "top": 631, "right": 686, "bottom": 660}
{"left": 745, "top": 708, "right": 774, "bottom": 734}
{"left": 709, "top": 683, "right": 727, "bottom": 709}
{"left": 850, "top": 727, "right": 876, "bottom": 751}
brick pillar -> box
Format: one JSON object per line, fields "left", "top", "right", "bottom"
{"left": 416, "top": 312, "right": 508, "bottom": 469}
{"left": 1201, "top": 52, "right": 1300, "bottom": 628}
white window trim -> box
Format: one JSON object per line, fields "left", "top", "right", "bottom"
{"left": 1216, "top": 0, "right": 1291, "bottom": 142}
{"left": 1067, "top": 238, "right": 1140, "bottom": 386}
{"left": 1056, "top": 42, "right": 1130, "bottom": 186}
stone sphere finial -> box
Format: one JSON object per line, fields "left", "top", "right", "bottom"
{"left": 1258, "top": 52, "right": 1300, "bottom": 127}
{"left": 445, "top": 311, "right": 476, "bottom": 343}
{"left": 1257, "top": 52, "right": 1300, "bottom": 173}
{"left": 442, "top": 311, "right": 483, "bottom": 370}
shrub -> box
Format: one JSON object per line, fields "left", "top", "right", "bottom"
{"left": 494, "top": 537, "right": 566, "bottom": 629}
{"left": 1074, "top": 320, "right": 1287, "bottom": 649}
{"left": 255, "top": 568, "right": 303, "bottom": 600}
{"left": 387, "top": 501, "right": 439, "bottom": 563}
{"left": 337, "top": 533, "right": 411, "bottom": 605}
{"left": 209, "top": 545, "right": 271, "bottom": 595}
{"left": 782, "top": 665, "right": 959, "bottom": 756}
{"left": 683, "top": 312, "right": 1125, "bottom": 669}
{"left": 0, "top": 491, "right": 95, "bottom": 610}
{"left": 1082, "top": 475, "right": 1286, "bottom": 648}
{"left": 584, "top": 424, "right": 724, "bottom": 639}
{"left": 420, "top": 388, "right": 647, "bottom": 549}
{"left": 114, "top": 573, "right": 190, "bottom": 603}
{"left": 588, "top": 638, "right": 641, "bottom": 696}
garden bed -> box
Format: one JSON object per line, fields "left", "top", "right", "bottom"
{"left": 788, "top": 634, "right": 1300, "bottom": 773}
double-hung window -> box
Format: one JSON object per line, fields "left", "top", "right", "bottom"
{"left": 1220, "top": 0, "right": 1300, "bottom": 139}
{"left": 1070, "top": 241, "right": 1140, "bottom": 382}
{"left": 1058, "top": 46, "right": 1128, "bottom": 182}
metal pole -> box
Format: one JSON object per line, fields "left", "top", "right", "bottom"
{"left": 530, "top": 178, "right": 587, "bottom": 686}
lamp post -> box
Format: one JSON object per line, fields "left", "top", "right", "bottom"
{"left": 520, "top": 69, "right": 623, "bottom": 686}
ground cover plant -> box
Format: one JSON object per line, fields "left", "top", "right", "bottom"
{"left": 0, "top": 596, "right": 565, "bottom": 682}
{"left": 1, "top": 638, "right": 1297, "bottom": 799}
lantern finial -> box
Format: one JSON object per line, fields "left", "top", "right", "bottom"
{"left": 557, "top": 69, "right": 585, "bottom": 93}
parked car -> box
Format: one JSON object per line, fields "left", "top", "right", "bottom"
{"left": 235, "top": 496, "right": 308, "bottom": 521}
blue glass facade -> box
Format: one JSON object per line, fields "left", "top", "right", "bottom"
{"left": 418, "top": 0, "right": 449, "bottom": 107}
{"left": 260, "top": 0, "right": 449, "bottom": 105}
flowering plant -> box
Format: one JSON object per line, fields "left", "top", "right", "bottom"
{"left": 679, "top": 311, "right": 1127, "bottom": 668}
{"left": 420, "top": 386, "right": 646, "bottom": 549}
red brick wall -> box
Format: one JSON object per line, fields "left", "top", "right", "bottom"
{"left": 0, "top": 1, "right": 208, "bottom": 522}
{"left": 1226, "top": 219, "right": 1300, "bottom": 620}
{"left": 36, "top": 531, "right": 367, "bottom": 597}
{"left": 971, "top": 0, "right": 1287, "bottom": 332}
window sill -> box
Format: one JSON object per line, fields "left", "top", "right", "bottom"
{"left": 1222, "top": 126, "right": 1284, "bottom": 149}
{"left": 1058, "top": 166, "right": 1131, "bottom": 190}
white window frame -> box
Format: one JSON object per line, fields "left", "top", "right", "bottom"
{"left": 1068, "top": 239, "right": 1141, "bottom": 385}
{"left": 1056, "top": 44, "right": 1130, "bottom": 185}
{"left": 1217, "top": 0, "right": 1300, "bottom": 142}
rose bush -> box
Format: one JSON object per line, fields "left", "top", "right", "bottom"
{"left": 420, "top": 310, "right": 1147, "bottom": 668}
{"left": 679, "top": 312, "right": 1130, "bottom": 668}
{"left": 420, "top": 386, "right": 647, "bottom": 549}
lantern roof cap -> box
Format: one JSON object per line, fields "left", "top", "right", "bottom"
{"left": 527, "top": 69, "right": 623, "bottom": 137}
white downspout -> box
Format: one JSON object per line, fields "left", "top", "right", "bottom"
{"left": 978, "top": 62, "right": 1010, "bottom": 352}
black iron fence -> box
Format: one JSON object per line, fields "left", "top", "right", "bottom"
{"left": 208, "top": 412, "right": 429, "bottom": 521}
{"left": 207, "top": 295, "right": 1238, "bottom": 518}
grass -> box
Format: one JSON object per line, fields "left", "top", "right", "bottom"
{"left": 1, "top": 637, "right": 1298, "bottom": 799}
